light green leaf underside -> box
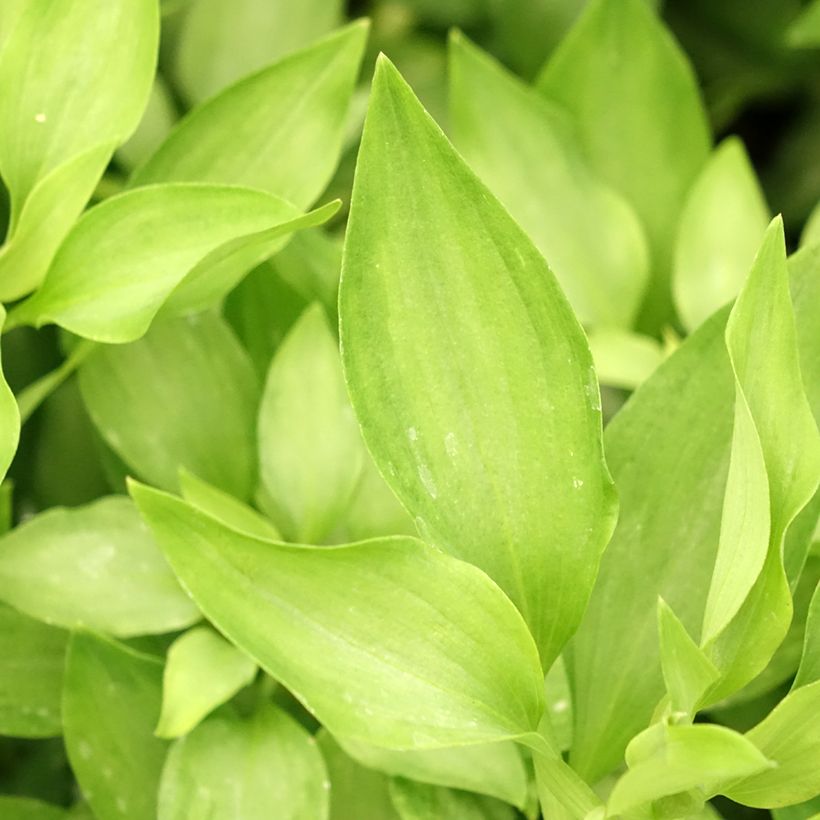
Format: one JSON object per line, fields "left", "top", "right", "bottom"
{"left": 0, "top": 496, "right": 198, "bottom": 637}
{"left": 537, "top": 0, "right": 710, "bottom": 331}
{"left": 608, "top": 723, "right": 771, "bottom": 816}
{"left": 389, "top": 778, "right": 518, "bottom": 820}
{"left": 155, "top": 626, "right": 257, "bottom": 739}
{"left": 158, "top": 707, "right": 328, "bottom": 820}
{"left": 258, "top": 304, "right": 366, "bottom": 542}
{"left": 587, "top": 328, "right": 664, "bottom": 391}
{"left": 0, "top": 797, "right": 68, "bottom": 820}
{"left": 673, "top": 137, "right": 770, "bottom": 332}
{"left": 340, "top": 56, "right": 617, "bottom": 670}
{"left": 179, "top": 468, "right": 281, "bottom": 540}
{"left": 79, "top": 313, "right": 259, "bottom": 500}
{"left": 129, "top": 481, "right": 545, "bottom": 750}
{"left": 0, "top": 0, "right": 158, "bottom": 300}
{"left": 336, "top": 735, "right": 527, "bottom": 809}
{"left": 0, "top": 603, "right": 66, "bottom": 737}
{"left": 794, "top": 581, "right": 820, "bottom": 689}
{"left": 448, "top": 32, "right": 648, "bottom": 328}
{"left": 11, "top": 183, "right": 336, "bottom": 344}
{"left": 0, "top": 306, "right": 20, "bottom": 481}
{"left": 63, "top": 633, "right": 167, "bottom": 820}
{"left": 566, "top": 242, "right": 820, "bottom": 782}
{"left": 726, "top": 679, "right": 820, "bottom": 808}
{"left": 172, "top": 0, "right": 342, "bottom": 103}
{"left": 135, "top": 22, "right": 367, "bottom": 209}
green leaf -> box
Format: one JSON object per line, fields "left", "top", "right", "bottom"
{"left": 608, "top": 724, "right": 772, "bottom": 816}
{"left": 179, "top": 468, "right": 281, "bottom": 540}
{"left": 129, "top": 481, "right": 545, "bottom": 750}
{"left": 335, "top": 736, "right": 527, "bottom": 809}
{"left": 794, "top": 581, "right": 820, "bottom": 689}
{"left": 0, "top": 797, "right": 67, "bottom": 820}
{"left": 673, "top": 138, "right": 770, "bottom": 332}
{"left": 0, "top": 603, "right": 66, "bottom": 737}
{"left": 657, "top": 599, "right": 719, "bottom": 717}
{"left": 701, "top": 219, "right": 820, "bottom": 703}
{"left": 587, "top": 328, "right": 664, "bottom": 391}
{"left": 78, "top": 313, "right": 259, "bottom": 500}
{"left": 0, "top": 0, "right": 158, "bottom": 300}
{"left": 726, "top": 680, "right": 820, "bottom": 808}
{"left": 339, "top": 55, "right": 617, "bottom": 670}
{"left": 389, "top": 778, "right": 518, "bottom": 820}
{"left": 172, "top": 0, "right": 343, "bottom": 103}
{"left": 0, "top": 307, "right": 20, "bottom": 481}
{"left": 537, "top": 0, "right": 711, "bottom": 331}
{"left": 63, "top": 633, "right": 168, "bottom": 820}
{"left": 155, "top": 626, "right": 257, "bottom": 739}
{"left": 158, "top": 706, "right": 328, "bottom": 820}
{"left": 774, "top": 795, "right": 820, "bottom": 820}
{"left": 115, "top": 76, "right": 177, "bottom": 173}
{"left": 134, "top": 22, "right": 368, "bottom": 209}
{"left": 448, "top": 32, "right": 648, "bottom": 328}
{"left": 10, "top": 183, "right": 337, "bottom": 344}
{"left": 788, "top": 0, "right": 820, "bottom": 47}
{"left": 317, "top": 731, "right": 400, "bottom": 820}
{"left": 258, "top": 304, "right": 365, "bottom": 542}
{"left": 0, "top": 497, "right": 198, "bottom": 637}
{"left": 802, "top": 200, "right": 820, "bottom": 250}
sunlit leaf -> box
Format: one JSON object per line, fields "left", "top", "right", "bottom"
{"left": 587, "top": 329, "right": 664, "bottom": 391}
{"left": 389, "top": 778, "right": 518, "bottom": 820}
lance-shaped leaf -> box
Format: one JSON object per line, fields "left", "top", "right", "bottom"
{"left": 389, "top": 778, "right": 518, "bottom": 820}
{"left": 258, "top": 304, "right": 366, "bottom": 542}
{"left": 701, "top": 219, "right": 820, "bottom": 703}
{"left": 448, "top": 32, "right": 648, "bottom": 328}
{"left": 155, "top": 627, "right": 257, "bottom": 739}
{"left": 0, "top": 497, "right": 198, "bottom": 637}
{"left": 339, "top": 56, "right": 617, "bottom": 670}
{"left": 0, "top": 307, "right": 20, "bottom": 481}
{"left": 794, "top": 582, "right": 820, "bottom": 690}
{"left": 335, "top": 737, "right": 527, "bottom": 809}
{"left": 158, "top": 706, "right": 328, "bottom": 820}
{"left": 608, "top": 724, "right": 772, "bottom": 816}
{"left": 78, "top": 314, "right": 259, "bottom": 500}
{"left": 0, "top": 0, "right": 158, "bottom": 300}
{"left": 0, "top": 603, "right": 66, "bottom": 737}
{"left": 129, "top": 481, "right": 545, "bottom": 750}
{"left": 566, "top": 242, "right": 820, "bottom": 782}
{"left": 63, "top": 633, "right": 168, "bottom": 820}
{"left": 173, "top": 0, "right": 343, "bottom": 103}
{"left": 10, "top": 184, "right": 337, "bottom": 344}
{"left": 673, "top": 138, "right": 770, "bottom": 331}
{"left": 726, "top": 680, "right": 820, "bottom": 808}
{"left": 537, "top": 0, "right": 710, "bottom": 330}
{"left": 134, "top": 22, "right": 368, "bottom": 209}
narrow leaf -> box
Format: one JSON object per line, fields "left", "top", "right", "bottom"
{"left": 794, "top": 581, "right": 820, "bottom": 690}
{"left": 129, "top": 481, "right": 545, "bottom": 750}
{"left": 340, "top": 55, "right": 617, "bottom": 670}
{"left": 155, "top": 627, "right": 257, "bottom": 739}
{"left": 0, "top": 306, "right": 20, "bottom": 481}
{"left": 158, "top": 706, "right": 328, "bottom": 820}
{"left": 0, "top": 497, "right": 198, "bottom": 637}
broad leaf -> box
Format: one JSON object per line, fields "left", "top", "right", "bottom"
{"left": 0, "top": 603, "right": 66, "bottom": 737}
{"left": 673, "top": 137, "right": 770, "bottom": 331}
{"left": 774, "top": 796, "right": 820, "bottom": 820}
{"left": 335, "top": 736, "right": 527, "bottom": 808}
{"left": 158, "top": 706, "right": 328, "bottom": 820}
{"left": 339, "top": 56, "right": 617, "bottom": 669}
{"left": 0, "top": 497, "right": 198, "bottom": 636}
{"left": 0, "top": 306, "right": 20, "bottom": 480}
{"left": 115, "top": 77, "right": 177, "bottom": 173}
{"left": 173, "top": 0, "right": 343, "bottom": 103}
{"left": 587, "top": 329, "right": 664, "bottom": 391}
{"left": 258, "top": 304, "right": 365, "bottom": 542}
{"left": 0, "top": 0, "right": 158, "bottom": 300}
{"left": 10, "top": 183, "right": 336, "bottom": 343}
{"left": 794, "top": 580, "right": 820, "bottom": 689}
{"left": 0, "top": 797, "right": 67, "bottom": 820}
{"left": 63, "top": 633, "right": 167, "bottom": 820}
{"left": 726, "top": 680, "right": 820, "bottom": 808}
{"left": 537, "top": 0, "right": 710, "bottom": 330}
{"left": 134, "top": 22, "right": 368, "bottom": 209}
{"left": 155, "top": 626, "right": 257, "bottom": 738}
{"left": 78, "top": 314, "right": 259, "bottom": 500}
{"left": 179, "top": 469, "right": 281, "bottom": 540}
{"left": 448, "top": 32, "right": 648, "bottom": 328}
{"left": 389, "top": 778, "right": 518, "bottom": 820}
{"left": 130, "top": 481, "right": 545, "bottom": 750}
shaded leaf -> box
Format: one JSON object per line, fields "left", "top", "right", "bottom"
{"left": 389, "top": 778, "right": 518, "bottom": 820}
{"left": 788, "top": 0, "right": 820, "bottom": 47}
{"left": 794, "top": 581, "right": 820, "bottom": 689}
{"left": 0, "top": 797, "right": 67, "bottom": 820}
{"left": 0, "top": 306, "right": 20, "bottom": 481}
{"left": 587, "top": 329, "right": 663, "bottom": 391}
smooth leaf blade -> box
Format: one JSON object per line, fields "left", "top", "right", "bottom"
{"left": 794, "top": 581, "right": 820, "bottom": 690}
{"left": 0, "top": 306, "right": 20, "bottom": 481}
{"left": 129, "top": 480, "right": 545, "bottom": 750}
{"left": 389, "top": 778, "right": 518, "bottom": 820}
{"left": 340, "top": 55, "right": 617, "bottom": 670}
{"left": 448, "top": 31, "right": 648, "bottom": 329}
{"left": 155, "top": 626, "right": 257, "bottom": 739}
